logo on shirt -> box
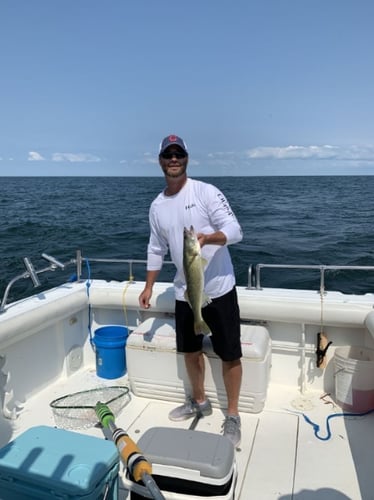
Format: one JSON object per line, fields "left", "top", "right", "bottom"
{"left": 217, "top": 193, "right": 233, "bottom": 216}
{"left": 185, "top": 203, "right": 196, "bottom": 210}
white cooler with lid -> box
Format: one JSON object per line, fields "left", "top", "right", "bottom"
{"left": 126, "top": 317, "right": 271, "bottom": 413}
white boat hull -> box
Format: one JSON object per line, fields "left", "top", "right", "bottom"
{"left": 1, "top": 279, "right": 374, "bottom": 498}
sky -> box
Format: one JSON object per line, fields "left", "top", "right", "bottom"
{"left": 1, "top": 1, "right": 374, "bottom": 176}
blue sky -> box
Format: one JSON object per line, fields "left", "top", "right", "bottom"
{"left": 1, "top": 1, "right": 374, "bottom": 176}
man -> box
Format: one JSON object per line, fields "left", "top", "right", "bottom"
{"left": 139, "top": 134, "right": 243, "bottom": 447}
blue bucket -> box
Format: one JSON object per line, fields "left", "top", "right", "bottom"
{"left": 93, "top": 325, "right": 129, "bottom": 379}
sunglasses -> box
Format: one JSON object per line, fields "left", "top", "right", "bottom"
{"left": 160, "top": 151, "right": 187, "bottom": 160}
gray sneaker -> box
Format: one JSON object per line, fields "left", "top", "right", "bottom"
{"left": 222, "top": 415, "right": 241, "bottom": 447}
{"left": 168, "top": 397, "right": 212, "bottom": 421}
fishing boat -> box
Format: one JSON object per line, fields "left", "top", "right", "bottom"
{"left": 1, "top": 250, "right": 374, "bottom": 499}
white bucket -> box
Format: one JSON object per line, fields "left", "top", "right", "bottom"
{"left": 334, "top": 346, "right": 374, "bottom": 412}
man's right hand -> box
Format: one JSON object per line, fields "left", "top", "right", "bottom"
{"left": 139, "top": 288, "right": 152, "bottom": 309}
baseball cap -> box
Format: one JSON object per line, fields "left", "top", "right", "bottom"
{"left": 159, "top": 135, "right": 188, "bottom": 155}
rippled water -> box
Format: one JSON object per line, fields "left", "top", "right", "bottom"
{"left": 1, "top": 175, "right": 374, "bottom": 303}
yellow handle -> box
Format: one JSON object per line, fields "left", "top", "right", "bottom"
{"left": 116, "top": 434, "right": 153, "bottom": 482}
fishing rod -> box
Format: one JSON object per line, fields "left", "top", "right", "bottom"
{"left": 95, "top": 402, "right": 165, "bottom": 500}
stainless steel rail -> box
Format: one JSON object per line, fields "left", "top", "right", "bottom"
{"left": 2, "top": 250, "right": 374, "bottom": 313}
{"left": 81, "top": 257, "right": 148, "bottom": 282}
{"left": 0, "top": 251, "right": 173, "bottom": 313}
{"left": 0, "top": 254, "right": 78, "bottom": 313}
{"left": 250, "top": 263, "right": 374, "bottom": 291}
{"left": 80, "top": 256, "right": 174, "bottom": 282}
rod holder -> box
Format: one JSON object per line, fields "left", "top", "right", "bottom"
{"left": 42, "top": 253, "right": 65, "bottom": 269}
{"left": 23, "top": 258, "right": 41, "bottom": 287}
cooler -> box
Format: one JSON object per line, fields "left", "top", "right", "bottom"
{"left": 0, "top": 426, "right": 119, "bottom": 500}
{"left": 126, "top": 317, "right": 271, "bottom": 413}
{"left": 126, "top": 427, "right": 237, "bottom": 499}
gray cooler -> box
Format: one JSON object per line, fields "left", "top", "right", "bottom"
{"left": 129, "top": 427, "right": 237, "bottom": 499}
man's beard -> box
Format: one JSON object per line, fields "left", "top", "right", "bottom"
{"left": 163, "top": 164, "right": 187, "bottom": 178}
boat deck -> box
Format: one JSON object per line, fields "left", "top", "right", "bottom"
{"left": 4, "top": 368, "right": 373, "bottom": 499}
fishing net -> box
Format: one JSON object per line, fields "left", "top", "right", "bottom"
{"left": 50, "top": 386, "right": 130, "bottom": 430}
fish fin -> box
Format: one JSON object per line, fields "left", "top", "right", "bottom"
{"left": 201, "top": 257, "right": 208, "bottom": 268}
{"left": 194, "top": 319, "right": 211, "bottom": 336}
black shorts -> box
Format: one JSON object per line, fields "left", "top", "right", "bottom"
{"left": 175, "top": 287, "right": 242, "bottom": 362}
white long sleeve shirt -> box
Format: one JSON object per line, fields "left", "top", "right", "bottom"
{"left": 147, "top": 178, "right": 243, "bottom": 301}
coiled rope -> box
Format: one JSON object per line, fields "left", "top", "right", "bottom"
{"left": 302, "top": 408, "right": 374, "bottom": 441}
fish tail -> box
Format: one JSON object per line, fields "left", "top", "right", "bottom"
{"left": 194, "top": 319, "right": 211, "bottom": 336}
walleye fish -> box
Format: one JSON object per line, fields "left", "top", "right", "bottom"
{"left": 183, "top": 225, "right": 211, "bottom": 335}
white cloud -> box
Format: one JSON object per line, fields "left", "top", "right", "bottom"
{"left": 188, "top": 159, "right": 199, "bottom": 166}
{"left": 28, "top": 151, "right": 45, "bottom": 161}
{"left": 119, "top": 154, "right": 157, "bottom": 165}
{"left": 337, "top": 145, "right": 374, "bottom": 161}
{"left": 143, "top": 156, "right": 158, "bottom": 164}
{"left": 52, "top": 153, "right": 101, "bottom": 163}
{"left": 208, "top": 152, "right": 235, "bottom": 158}
{"left": 246, "top": 145, "right": 338, "bottom": 160}
{"left": 245, "top": 145, "right": 374, "bottom": 161}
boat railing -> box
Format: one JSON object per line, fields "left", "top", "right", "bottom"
{"left": 3, "top": 250, "right": 374, "bottom": 313}
{"left": 249, "top": 263, "right": 374, "bottom": 292}
{"left": 0, "top": 253, "right": 75, "bottom": 313}
{"left": 0, "top": 250, "right": 172, "bottom": 313}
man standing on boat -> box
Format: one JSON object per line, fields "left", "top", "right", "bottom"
{"left": 139, "top": 135, "right": 243, "bottom": 447}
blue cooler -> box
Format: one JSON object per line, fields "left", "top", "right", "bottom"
{"left": 0, "top": 426, "right": 119, "bottom": 500}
